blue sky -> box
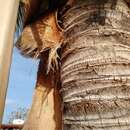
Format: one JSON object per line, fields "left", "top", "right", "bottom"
{"left": 3, "top": 47, "right": 39, "bottom": 123}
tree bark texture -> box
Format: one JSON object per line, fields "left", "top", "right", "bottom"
{"left": 22, "top": 55, "right": 62, "bottom": 130}
{"left": 60, "top": 0, "right": 130, "bottom": 129}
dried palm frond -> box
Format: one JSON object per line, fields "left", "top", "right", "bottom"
{"left": 15, "top": 0, "right": 69, "bottom": 73}
{"left": 16, "top": 0, "right": 67, "bottom": 33}
{"left": 16, "top": 12, "right": 64, "bottom": 73}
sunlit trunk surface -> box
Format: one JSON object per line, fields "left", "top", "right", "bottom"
{"left": 22, "top": 56, "right": 62, "bottom": 130}
{"left": 60, "top": 0, "right": 130, "bottom": 129}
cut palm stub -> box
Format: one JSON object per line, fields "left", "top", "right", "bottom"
{"left": 16, "top": 12, "right": 64, "bottom": 73}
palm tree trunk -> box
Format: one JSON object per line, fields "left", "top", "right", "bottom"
{"left": 22, "top": 57, "right": 62, "bottom": 130}
{"left": 60, "top": 0, "right": 130, "bottom": 129}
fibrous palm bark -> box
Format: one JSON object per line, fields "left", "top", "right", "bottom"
{"left": 16, "top": 0, "right": 130, "bottom": 130}
{"left": 60, "top": 0, "right": 130, "bottom": 129}
{"left": 22, "top": 56, "right": 62, "bottom": 130}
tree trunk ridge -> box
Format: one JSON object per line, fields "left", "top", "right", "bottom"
{"left": 60, "top": 0, "right": 130, "bottom": 129}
